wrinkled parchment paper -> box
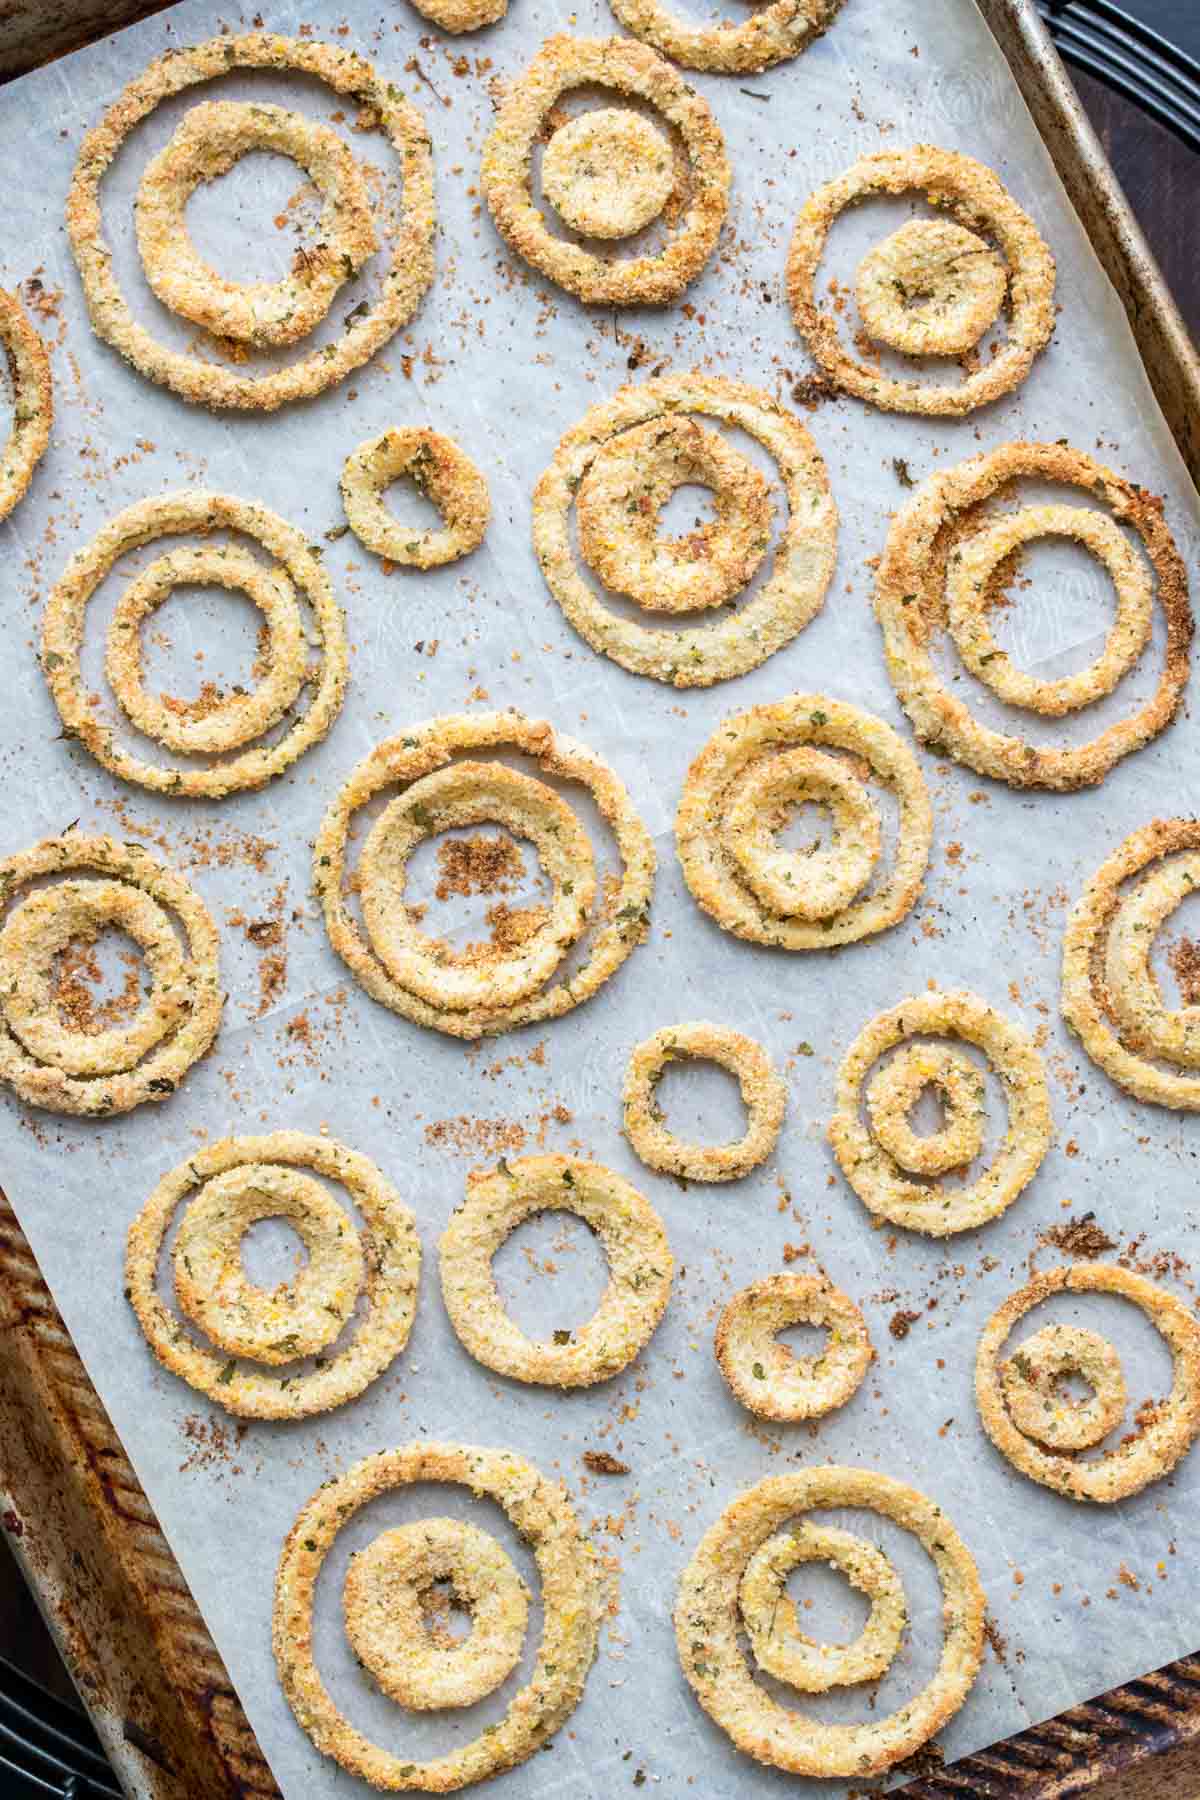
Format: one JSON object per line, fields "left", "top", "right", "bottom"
{"left": 1, "top": 0, "right": 1199, "bottom": 1792}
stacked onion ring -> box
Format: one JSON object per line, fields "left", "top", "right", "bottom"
{"left": 275, "top": 1444, "right": 602, "bottom": 1789}
{"left": 126, "top": 1132, "right": 420, "bottom": 1420}
{"left": 0, "top": 834, "right": 221, "bottom": 1117}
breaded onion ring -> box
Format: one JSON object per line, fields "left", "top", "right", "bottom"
{"left": 134, "top": 100, "right": 377, "bottom": 349}
{"left": 715, "top": 1274, "right": 873, "bottom": 1420}
{"left": 608, "top": 0, "right": 844, "bottom": 74}
{"left": 855, "top": 219, "right": 1007, "bottom": 358}
{"left": 999, "top": 1324, "right": 1126, "bottom": 1452}
{"left": 622, "top": 1021, "right": 785, "bottom": 1181}
{"left": 0, "top": 287, "right": 51, "bottom": 522}
{"left": 126, "top": 1132, "right": 420, "bottom": 1421}
{"left": 675, "top": 1466, "right": 984, "bottom": 1778}
{"left": 1062, "top": 818, "right": 1200, "bottom": 1108}
{"left": 739, "top": 1524, "right": 906, "bottom": 1692}
{"left": 482, "top": 36, "right": 728, "bottom": 306}
{"left": 342, "top": 1519, "right": 528, "bottom": 1710}
{"left": 314, "top": 712, "right": 655, "bottom": 1039}
{"left": 407, "top": 0, "right": 507, "bottom": 33}
{"left": 340, "top": 428, "right": 489, "bottom": 568}
{"left": 828, "top": 990, "right": 1052, "bottom": 1237}
{"left": 275, "top": 1444, "right": 602, "bottom": 1789}
{"left": 67, "top": 33, "right": 435, "bottom": 411}
{"left": 976, "top": 1263, "right": 1200, "bottom": 1501}
{"left": 874, "top": 442, "right": 1191, "bottom": 789}
{"left": 42, "top": 491, "right": 347, "bottom": 798}
{"left": 534, "top": 374, "right": 836, "bottom": 686}
{"left": 541, "top": 108, "right": 675, "bottom": 240}
{"left": 0, "top": 835, "right": 220, "bottom": 1117}
{"left": 866, "top": 1041, "right": 985, "bottom": 1177}
{"left": 676, "top": 696, "right": 931, "bottom": 947}
{"left": 439, "top": 1153, "right": 673, "bottom": 1386}
{"left": 787, "top": 146, "right": 1055, "bottom": 416}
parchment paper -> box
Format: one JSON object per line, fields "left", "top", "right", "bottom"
{"left": 1, "top": 0, "right": 1198, "bottom": 1792}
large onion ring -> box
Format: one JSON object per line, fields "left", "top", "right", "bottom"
{"left": 621, "top": 1021, "right": 786, "bottom": 1182}
{"left": 0, "top": 287, "right": 52, "bottom": 522}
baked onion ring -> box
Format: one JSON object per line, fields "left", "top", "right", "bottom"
{"left": 976, "top": 1263, "right": 1200, "bottom": 1501}
{"left": 407, "top": 0, "right": 507, "bottom": 30}
{"left": 339, "top": 428, "right": 489, "bottom": 569}
{"left": 608, "top": 0, "right": 844, "bottom": 74}
{"left": 439, "top": 1154, "right": 673, "bottom": 1387}
{"left": 739, "top": 1524, "right": 906, "bottom": 1692}
{"left": 787, "top": 146, "right": 1055, "bottom": 416}
{"left": 855, "top": 219, "right": 1008, "bottom": 358}
{"left": 541, "top": 108, "right": 675, "bottom": 240}
{"left": 0, "top": 287, "right": 51, "bottom": 523}
{"left": 0, "top": 835, "right": 220, "bottom": 1117}
{"left": 481, "top": 36, "right": 729, "bottom": 306}
{"left": 675, "top": 1466, "right": 984, "bottom": 1778}
{"left": 67, "top": 33, "right": 435, "bottom": 411}
{"left": 533, "top": 374, "right": 836, "bottom": 686}
{"left": 622, "top": 1021, "right": 785, "bottom": 1181}
{"left": 714, "top": 1274, "right": 873, "bottom": 1420}
{"left": 874, "top": 442, "right": 1191, "bottom": 789}
{"left": 134, "top": 100, "right": 378, "bottom": 350}
{"left": 126, "top": 1132, "right": 420, "bottom": 1421}
{"left": 828, "top": 990, "right": 1052, "bottom": 1237}
{"left": 42, "top": 490, "right": 347, "bottom": 798}
{"left": 314, "top": 712, "right": 655, "bottom": 1039}
{"left": 999, "top": 1324, "right": 1126, "bottom": 1453}
{"left": 275, "top": 1444, "right": 602, "bottom": 1790}
{"left": 676, "top": 696, "right": 931, "bottom": 948}
{"left": 342, "top": 1519, "right": 528, "bottom": 1711}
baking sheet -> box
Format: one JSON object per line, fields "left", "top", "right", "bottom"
{"left": 1, "top": 0, "right": 1199, "bottom": 1792}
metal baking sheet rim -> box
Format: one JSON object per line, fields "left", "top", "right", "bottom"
{"left": 0, "top": 1, "right": 1196, "bottom": 1797}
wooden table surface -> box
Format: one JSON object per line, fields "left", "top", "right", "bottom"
{"left": 1, "top": 11, "right": 1198, "bottom": 1794}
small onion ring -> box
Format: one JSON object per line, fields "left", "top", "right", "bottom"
{"left": 1062, "top": 819, "right": 1200, "bottom": 1108}
{"left": 608, "top": 0, "right": 844, "bottom": 74}
{"left": 675, "top": 1466, "right": 985, "bottom": 1779}
{"left": 855, "top": 219, "right": 1007, "bottom": 358}
{"left": 976, "top": 1263, "right": 1200, "bottom": 1501}
{"left": 534, "top": 373, "right": 837, "bottom": 686}
{"left": 407, "top": 0, "right": 507, "bottom": 28}
{"left": 438, "top": 1153, "right": 673, "bottom": 1387}
{"left": 739, "top": 1523, "right": 907, "bottom": 1692}
{"left": 42, "top": 490, "right": 347, "bottom": 798}
{"left": 621, "top": 1021, "right": 786, "bottom": 1182}
{"left": 999, "top": 1324, "right": 1126, "bottom": 1453}
{"left": 342, "top": 1519, "right": 528, "bottom": 1711}
{"left": 134, "top": 100, "right": 378, "bottom": 350}
{"left": 125, "top": 1132, "right": 421, "bottom": 1421}
{"left": 314, "top": 712, "right": 656, "bottom": 1040}
{"left": 274, "top": 1443, "right": 602, "bottom": 1789}
{"left": 340, "top": 428, "right": 489, "bottom": 569}
{"left": 874, "top": 441, "right": 1191, "bottom": 789}
{"left": 0, "top": 835, "right": 221, "bottom": 1117}
{"left": 723, "top": 746, "right": 881, "bottom": 922}
{"left": 67, "top": 33, "right": 435, "bottom": 412}
{"left": 541, "top": 108, "right": 675, "bottom": 240}
{"left": 0, "top": 287, "right": 52, "bottom": 522}
{"left": 676, "top": 695, "right": 932, "bottom": 948}
{"left": 787, "top": 146, "right": 1055, "bottom": 417}
{"left": 575, "top": 415, "right": 773, "bottom": 615}
{"left": 828, "top": 990, "right": 1052, "bottom": 1237}
{"left": 714, "top": 1274, "right": 873, "bottom": 1421}
{"left": 865, "top": 1041, "right": 986, "bottom": 1178}
{"left": 481, "top": 35, "right": 729, "bottom": 306}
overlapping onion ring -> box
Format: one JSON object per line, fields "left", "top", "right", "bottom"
{"left": 714, "top": 1273, "right": 873, "bottom": 1420}
{"left": 134, "top": 100, "right": 378, "bottom": 349}
{"left": 622, "top": 1022, "right": 785, "bottom": 1181}
{"left": 738, "top": 1523, "right": 907, "bottom": 1692}
{"left": 0, "top": 834, "right": 221, "bottom": 1117}
{"left": 481, "top": 36, "right": 729, "bottom": 306}
{"left": 126, "top": 1132, "right": 421, "bottom": 1421}
{"left": 439, "top": 1154, "right": 673, "bottom": 1386}
{"left": 0, "top": 287, "right": 52, "bottom": 522}
{"left": 1063, "top": 818, "right": 1200, "bottom": 1109}
{"left": 67, "top": 33, "right": 435, "bottom": 411}
{"left": 275, "top": 1444, "right": 603, "bottom": 1789}
{"left": 828, "top": 990, "right": 1052, "bottom": 1236}
{"left": 340, "top": 428, "right": 489, "bottom": 569}
{"left": 676, "top": 696, "right": 931, "bottom": 947}
{"left": 976, "top": 1263, "right": 1200, "bottom": 1501}
{"left": 42, "top": 491, "right": 347, "bottom": 798}
{"left": 534, "top": 374, "right": 836, "bottom": 686}
{"left": 675, "top": 1466, "right": 984, "bottom": 1778}
{"left": 314, "top": 713, "right": 655, "bottom": 1039}
{"left": 874, "top": 441, "right": 1191, "bottom": 789}
{"left": 608, "top": 0, "right": 844, "bottom": 74}
{"left": 786, "top": 146, "right": 1055, "bottom": 416}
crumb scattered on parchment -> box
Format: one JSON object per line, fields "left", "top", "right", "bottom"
{"left": 1040, "top": 1213, "right": 1116, "bottom": 1259}
{"left": 583, "top": 1451, "right": 630, "bottom": 1476}
{"left": 435, "top": 831, "right": 524, "bottom": 901}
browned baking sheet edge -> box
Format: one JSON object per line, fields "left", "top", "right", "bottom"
{"left": 0, "top": 1, "right": 1198, "bottom": 1796}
